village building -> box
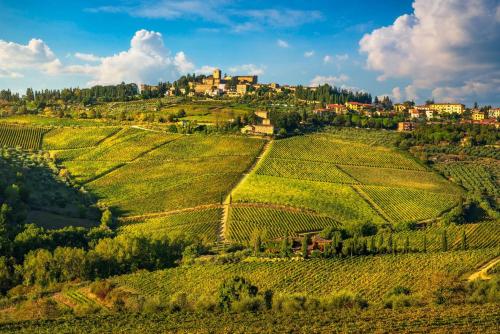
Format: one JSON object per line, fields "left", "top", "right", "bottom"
{"left": 397, "top": 121, "right": 416, "bottom": 132}
{"left": 472, "top": 110, "right": 486, "bottom": 121}
{"left": 428, "top": 103, "right": 465, "bottom": 114}
{"left": 393, "top": 103, "right": 407, "bottom": 113}
{"left": 326, "top": 104, "right": 348, "bottom": 114}
{"left": 409, "top": 108, "right": 425, "bottom": 119}
{"left": 241, "top": 110, "right": 274, "bottom": 135}
{"left": 345, "top": 101, "right": 372, "bottom": 112}
{"left": 488, "top": 108, "right": 500, "bottom": 119}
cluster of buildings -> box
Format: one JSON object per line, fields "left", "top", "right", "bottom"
{"left": 189, "top": 69, "right": 258, "bottom": 96}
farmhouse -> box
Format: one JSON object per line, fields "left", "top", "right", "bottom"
{"left": 472, "top": 111, "right": 486, "bottom": 121}
{"left": 241, "top": 110, "right": 274, "bottom": 135}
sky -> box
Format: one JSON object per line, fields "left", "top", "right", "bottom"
{"left": 0, "top": 0, "right": 499, "bottom": 106}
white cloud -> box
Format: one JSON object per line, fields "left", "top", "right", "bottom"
{"left": 195, "top": 65, "right": 217, "bottom": 75}
{"left": 360, "top": 0, "right": 500, "bottom": 103}
{"left": 391, "top": 87, "right": 402, "bottom": 102}
{"left": 277, "top": 39, "right": 289, "bottom": 48}
{"left": 229, "top": 64, "right": 265, "bottom": 76}
{"left": 0, "top": 69, "right": 23, "bottom": 78}
{"left": 323, "top": 55, "right": 333, "bottom": 63}
{"left": 309, "top": 74, "right": 349, "bottom": 87}
{"left": 0, "top": 38, "right": 61, "bottom": 76}
{"left": 173, "top": 51, "right": 195, "bottom": 74}
{"left": 74, "top": 52, "right": 101, "bottom": 62}
{"left": 304, "top": 51, "right": 315, "bottom": 58}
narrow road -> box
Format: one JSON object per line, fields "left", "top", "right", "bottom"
{"left": 218, "top": 140, "right": 273, "bottom": 242}
{"left": 467, "top": 256, "right": 500, "bottom": 281}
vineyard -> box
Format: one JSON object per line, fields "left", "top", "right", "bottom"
{"left": 2, "top": 303, "right": 498, "bottom": 333}
{"left": 113, "top": 247, "right": 499, "bottom": 303}
{"left": 357, "top": 185, "right": 460, "bottom": 222}
{"left": 43, "top": 127, "right": 121, "bottom": 150}
{"left": 266, "top": 134, "right": 425, "bottom": 170}
{"left": 119, "top": 208, "right": 222, "bottom": 242}
{"left": 436, "top": 161, "right": 499, "bottom": 198}
{"left": 354, "top": 221, "right": 500, "bottom": 253}
{"left": 0, "top": 124, "right": 48, "bottom": 150}
{"left": 231, "top": 174, "right": 386, "bottom": 225}
{"left": 229, "top": 132, "right": 462, "bottom": 238}
{"left": 227, "top": 206, "right": 340, "bottom": 242}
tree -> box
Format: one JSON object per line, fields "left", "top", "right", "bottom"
{"left": 280, "top": 232, "right": 292, "bottom": 257}
{"left": 404, "top": 236, "right": 410, "bottom": 253}
{"left": 387, "top": 233, "right": 394, "bottom": 254}
{"left": 250, "top": 229, "right": 262, "bottom": 256}
{"left": 100, "top": 209, "right": 113, "bottom": 229}
{"left": 301, "top": 234, "right": 310, "bottom": 259}
{"left": 0, "top": 204, "right": 12, "bottom": 255}
{"left": 441, "top": 230, "right": 448, "bottom": 252}
{"left": 369, "top": 236, "right": 376, "bottom": 254}
{"left": 217, "top": 276, "right": 258, "bottom": 311}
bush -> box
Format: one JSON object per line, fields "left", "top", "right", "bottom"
{"left": 467, "top": 277, "right": 500, "bottom": 304}
{"left": 218, "top": 277, "right": 258, "bottom": 311}
{"left": 231, "top": 296, "right": 264, "bottom": 313}
{"left": 323, "top": 290, "right": 368, "bottom": 309}
{"left": 89, "top": 280, "right": 115, "bottom": 300}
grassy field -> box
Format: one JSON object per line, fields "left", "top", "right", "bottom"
{"left": 113, "top": 247, "right": 498, "bottom": 303}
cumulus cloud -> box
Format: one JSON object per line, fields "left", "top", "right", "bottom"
{"left": 229, "top": 64, "right": 265, "bottom": 76}
{"left": 173, "top": 51, "right": 195, "bottom": 74}
{"left": 74, "top": 52, "right": 101, "bottom": 62}
{"left": 323, "top": 55, "right": 333, "bottom": 63}
{"left": 360, "top": 0, "right": 500, "bottom": 103}
{"left": 0, "top": 30, "right": 197, "bottom": 86}
{"left": 0, "top": 38, "right": 61, "bottom": 78}
{"left": 309, "top": 74, "right": 349, "bottom": 87}
{"left": 304, "top": 51, "right": 315, "bottom": 58}
{"left": 277, "top": 39, "right": 289, "bottom": 48}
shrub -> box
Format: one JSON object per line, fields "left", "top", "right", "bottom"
{"left": 217, "top": 276, "right": 258, "bottom": 311}
{"left": 89, "top": 280, "right": 115, "bottom": 300}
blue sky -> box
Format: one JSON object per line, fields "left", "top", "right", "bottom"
{"left": 0, "top": 0, "right": 499, "bottom": 105}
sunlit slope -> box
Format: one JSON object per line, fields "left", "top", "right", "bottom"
{"left": 229, "top": 133, "right": 462, "bottom": 240}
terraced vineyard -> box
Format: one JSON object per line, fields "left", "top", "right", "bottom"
{"left": 119, "top": 208, "right": 222, "bottom": 242}
{"left": 113, "top": 247, "right": 499, "bottom": 303}
{"left": 0, "top": 124, "right": 48, "bottom": 150}
{"left": 227, "top": 206, "right": 340, "bottom": 242}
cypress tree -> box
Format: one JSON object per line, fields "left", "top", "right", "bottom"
{"left": 461, "top": 230, "right": 467, "bottom": 250}
{"left": 378, "top": 234, "right": 385, "bottom": 253}
{"left": 404, "top": 236, "right": 410, "bottom": 253}
{"left": 441, "top": 230, "right": 448, "bottom": 252}
{"left": 301, "top": 234, "right": 309, "bottom": 259}
{"left": 387, "top": 233, "right": 394, "bottom": 254}
{"left": 369, "top": 236, "right": 376, "bottom": 254}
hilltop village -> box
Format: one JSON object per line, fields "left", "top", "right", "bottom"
{"left": 136, "top": 68, "right": 500, "bottom": 135}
